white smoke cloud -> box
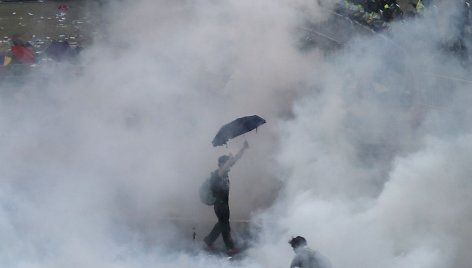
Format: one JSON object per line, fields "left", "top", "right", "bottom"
{"left": 1, "top": 0, "right": 471, "bottom": 267}
{"left": 252, "top": 1, "right": 472, "bottom": 267}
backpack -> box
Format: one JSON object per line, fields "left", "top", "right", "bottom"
{"left": 199, "top": 175, "right": 216, "bottom": 206}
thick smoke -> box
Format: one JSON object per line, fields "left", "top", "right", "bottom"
{"left": 251, "top": 1, "right": 472, "bottom": 268}
{"left": 0, "top": 0, "right": 471, "bottom": 267}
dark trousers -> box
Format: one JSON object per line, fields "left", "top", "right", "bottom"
{"left": 204, "top": 203, "right": 234, "bottom": 250}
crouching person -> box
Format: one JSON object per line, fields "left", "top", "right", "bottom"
{"left": 289, "top": 236, "right": 332, "bottom": 268}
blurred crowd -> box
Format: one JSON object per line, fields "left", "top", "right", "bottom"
{"left": 339, "top": 0, "right": 472, "bottom": 33}
{"left": 0, "top": 2, "right": 88, "bottom": 72}
{"left": 336, "top": 0, "right": 472, "bottom": 63}
{"left": 0, "top": 33, "right": 82, "bottom": 72}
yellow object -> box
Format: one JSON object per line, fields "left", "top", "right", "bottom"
{"left": 3, "top": 56, "right": 12, "bottom": 66}
{"left": 416, "top": 0, "right": 425, "bottom": 13}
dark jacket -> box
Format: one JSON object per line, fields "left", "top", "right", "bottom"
{"left": 291, "top": 246, "right": 332, "bottom": 268}
{"left": 210, "top": 170, "right": 230, "bottom": 205}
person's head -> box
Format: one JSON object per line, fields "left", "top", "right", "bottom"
{"left": 11, "top": 34, "right": 23, "bottom": 46}
{"left": 218, "top": 155, "right": 230, "bottom": 167}
{"left": 289, "top": 236, "right": 307, "bottom": 250}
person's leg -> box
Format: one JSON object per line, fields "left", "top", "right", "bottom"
{"left": 204, "top": 205, "right": 223, "bottom": 247}
{"left": 204, "top": 222, "right": 221, "bottom": 247}
{"left": 220, "top": 221, "right": 234, "bottom": 250}
{"left": 215, "top": 204, "right": 235, "bottom": 250}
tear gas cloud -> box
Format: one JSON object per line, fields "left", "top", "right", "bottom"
{"left": 0, "top": 0, "right": 471, "bottom": 267}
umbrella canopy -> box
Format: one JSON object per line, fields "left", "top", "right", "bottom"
{"left": 11, "top": 45, "right": 35, "bottom": 64}
{"left": 212, "top": 115, "right": 266, "bottom": 147}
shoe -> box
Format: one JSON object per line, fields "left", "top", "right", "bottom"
{"left": 227, "top": 247, "right": 240, "bottom": 255}
{"left": 203, "top": 239, "right": 214, "bottom": 251}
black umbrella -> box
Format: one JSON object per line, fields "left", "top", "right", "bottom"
{"left": 212, "top": 115, "right": 266, "bottom": 147}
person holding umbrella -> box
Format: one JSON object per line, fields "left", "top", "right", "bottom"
{"left": 204, "top": 140, "right": 249, "bottom": 255}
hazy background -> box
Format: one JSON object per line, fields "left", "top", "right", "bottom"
{"left": 1, "top": 0, "right": 471, "bottom": 267}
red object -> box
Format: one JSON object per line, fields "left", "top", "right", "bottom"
{"left": 11, "top": 45, "right": 35, "bottom": 64}
{"left": 58, "top": 4, "right": 69, "bottom": 12}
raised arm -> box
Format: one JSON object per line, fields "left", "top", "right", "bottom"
{"left": 218, "top": 141, "right": 249, "bottom": 176}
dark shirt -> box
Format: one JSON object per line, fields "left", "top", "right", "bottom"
{"left": 291, "top": 246, "right": 332, "bottom": 268}
{"left": 210, "top": 170, "right": 230, "bottom": 205}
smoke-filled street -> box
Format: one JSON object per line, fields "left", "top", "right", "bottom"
{"left": 0, "top": 0, "right": 471, "bottom": 267}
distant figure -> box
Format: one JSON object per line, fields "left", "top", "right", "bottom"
{"left": 289, "top": 236, "right": 332, "bottom": 268}
{"left": 58, "top": 4, "right": 69, "bottom": 12}
{"left": 46, "top": 40, "right": 81, "bottom": 61}
{"left": 379, "top": 0, "right": 403, "bottom": 22}
{"left": 10, "top": 35, "right": 35, "bottom": 64}
{"left": 204, "top": 140, "right": 249, "bottom": 255}
{"left": 363, "top": 0, "right": 383, "bottom": 13}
